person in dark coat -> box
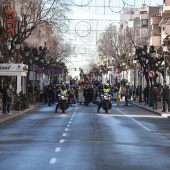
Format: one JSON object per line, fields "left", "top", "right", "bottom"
{"left": 143, "top": 85, "right": 149, "bottom": 105}
{"left": 124, "top": 85, "right": 130, "bottom": 106}
{"left": 161, "top": 84, "right": 170, "bottom": 112}
{"left": 47, "top": 86, "right": 54, "bottom": 106}
{"left": 6, "top": 85, "right": 14, "bottom": 114}
{"left": 2, "top": 86, "right": 7, "bottom": 114}
{"left": 83, "top": 85, "right": 90, "bottom": 106}
{"left": 151, "top": 84, "right": 159, "bottom": 110}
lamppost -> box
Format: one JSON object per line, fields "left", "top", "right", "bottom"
{"left": 121, "top": 62, "right": 126, "bottom": 87}
{"left": 133, "top": 59, "right": 137, "bottom": 100}
{"left": 162, "top": 44, "right": 169, "bottom": 84}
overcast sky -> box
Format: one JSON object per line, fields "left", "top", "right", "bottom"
{"left": 66, "top": 0, "right": 163, "bottom": 77}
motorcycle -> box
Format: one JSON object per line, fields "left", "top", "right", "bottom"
{"left": 100, "top": 93, "right": 112, "bottom": 113}
{"left": 57, "top": 93, "right": 69, "bottom": 113}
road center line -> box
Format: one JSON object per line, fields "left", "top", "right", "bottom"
{"left": 59, "top": 139, "right": 64, "bottom": 143}
{"left": 49, "top": 158, "right": 56, "bottom": 164}
{"left": 62, "top": 133, "right": 66, "bottom": 136}
{"left": 117, "top": 109, "right": 152, "bottom": 131}
{"left": 67, "top": 125, "right": 70, "bottom": 127}
{"left": 55, "top": 147, "right": 61, "bottom": 152}
{"left": 65, "top": 128, "right": 68, "bottom": 131}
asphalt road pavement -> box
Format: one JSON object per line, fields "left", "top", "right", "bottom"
{"left": 1, "top": 101, "right": 170, "bottom": 170}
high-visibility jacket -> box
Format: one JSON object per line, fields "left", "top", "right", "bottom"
{"left": 103, "top": 88, "right": 110, "bottom": 93}
{"left": 60, "top": 89, "right": 67, "bottom": 95}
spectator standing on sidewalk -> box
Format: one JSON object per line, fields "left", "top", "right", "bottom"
{"left": 143, "top": 85, "right": 149, "bottom": 105}
{"left": 2, "top": 85, "right": 7, "bottom": 114}
{"left": 161, "top": 84, "right": 170, "bottom": 112}
{"left": 119, "top": 85, "right": 124, "bottom": 99}
{"left": 124, "top": 85, "right": 130, "bottom": 106}
{"left": 151, "top": 84, "right": 159, "bottom": 110}
{"left": 5, "top": 85, "right": 14, "bottom": 114}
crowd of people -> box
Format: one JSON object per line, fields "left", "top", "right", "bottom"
{"left": 1, "top": 81, "right": 170, "bottom": 114}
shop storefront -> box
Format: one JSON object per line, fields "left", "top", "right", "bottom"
{"left": 0, "top": 63, "right": 28, "bottom": 94}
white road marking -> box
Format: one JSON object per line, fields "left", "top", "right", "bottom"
{"left": 65, "top": 128, "right": 68, "bottom": 131}
{"left": 67, "top": 125, "right": 70, "bottom": 127}
{"left": 70, "top": 118, "right": 73, "bottom": 120}
{"left": 62, "top": 133, "right": 66, "bottom": 136}
{"left": 49, "top": 158, "right": 56, "bottom": 164}
{"left": 55, "top": 147, "right": 61, "bottom": 152}
{"left": 59, "top": 139, "right": 64, "bottom": 143}
{"left": 69, "top": 121, "right": 72, "bottom": 123}
{"left": 117, "top": 109, "right": 152, "bottom": 131}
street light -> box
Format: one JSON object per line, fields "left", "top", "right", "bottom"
{"left": 133, "top": 59, "right": 137, "bottom": 100}
{"left": 120, "top": 62, "right": 126, "bottom": 87}
{"left": 162, "top": 44, "right": 168, "bottom": 84}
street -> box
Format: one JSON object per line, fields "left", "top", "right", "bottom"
{"left": 1, "top": 101, "right": 170, "bottom": 170}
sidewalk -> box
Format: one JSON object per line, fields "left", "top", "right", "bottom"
{"left": 131, "top": 100, "right": 170, "bottom": 118}
{"left": 0, "top": 102, "right": 43, "bottom": 124}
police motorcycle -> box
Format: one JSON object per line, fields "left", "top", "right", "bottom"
{"left": 55, "top": 85, "right": 69, "bottom": 113}
{"left": 100, "top": 92, "right": 112, "bottom": 113}
{"left": 56, "top": 92, "right": 69, "bottom": 113}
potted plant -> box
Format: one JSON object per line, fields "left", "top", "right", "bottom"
{"left": 14, "top": 94, "right": 22, "bottom": 111}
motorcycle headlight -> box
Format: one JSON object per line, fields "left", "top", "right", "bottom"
{"left": 61, "top": 96, "right": 65, "bottom": 99}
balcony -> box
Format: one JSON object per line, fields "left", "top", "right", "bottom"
{"left": 163, "top": 2, "right": 170, "bottom": 14}
{"left": 140, "top": 11, "right": 148, "bottom": 20}
{"left": 150, "top": 16, "right": 161, "bottom": 25}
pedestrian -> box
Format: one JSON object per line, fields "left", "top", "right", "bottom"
{"left": 5, "top": 85, "right": 14, "bottom": 114}
{"left": 143, "top": 85, "right": 149, "bottom": 105}
{"left": 43, "top": 86, "right": 48, "bottom": 103}
{"left": 2, "top": 85, "right": 7, "bottom": 114}
{"left": 161, "top": 84, "right": 170, "bottom": 112}
{"left": 0, "top": 93, "right": 2, "bottom": 110}
{"left": 68, "top": 87, "right": 76, "bottom": 106}
{"left": 77, "top": 85, "right": 85, "bottom": 104}
{"left": 83, "top": 85, "right": 90, "bottom": 106}
{"left": 47, "top": 86, "right": 54, "bottom": 106}
{"left": 124, "top": 84, "right": 130, "bottom": 106}
{"left": 151, "top": 84, "right": 159, "bottom": 110}
{"left": 119, "top": 85, "right": 124, "bottom": 99}
{"left": 39, "top": 90, "right": 44, "bottom": 102}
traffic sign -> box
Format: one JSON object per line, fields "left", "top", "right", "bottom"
{"left": 148, "top": 70, "right": 156, "bottom": 78}
{"left": 36, "top": 67, "right": 43, "bottom": 74}
{"left": 51, "top": 68, "right": 56, "bottom": 74}
{"left": 138, "top": 70, "right": 143, "bottom": 77}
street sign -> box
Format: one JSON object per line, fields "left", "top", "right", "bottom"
{"left": 148, "top": 70, "right": 156, "bottom": 78}
{"left": 138, "top": 70, "right": 143, "bottom": 77}
{"left": 36, "top": 67, "right": 43, "bottom": 74}
{"left": 51, "top": 68, "right": 56, "bottom": 74}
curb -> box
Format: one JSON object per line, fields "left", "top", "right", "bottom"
{"left": 0, "top": 103, "right": 43, "bottom": 124}
{"left": 132, "top": 102, "right": 170, "bottom": 118}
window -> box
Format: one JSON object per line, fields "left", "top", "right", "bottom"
{"left": 141, "top": 19, "right": 148, "bottom": 27}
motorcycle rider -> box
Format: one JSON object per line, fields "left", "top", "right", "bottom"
{"left": 97, "top": 84, "right": 112, "bottom": 113}
{"left": 55, "top": 85, "right": 69, "bottom": 113}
